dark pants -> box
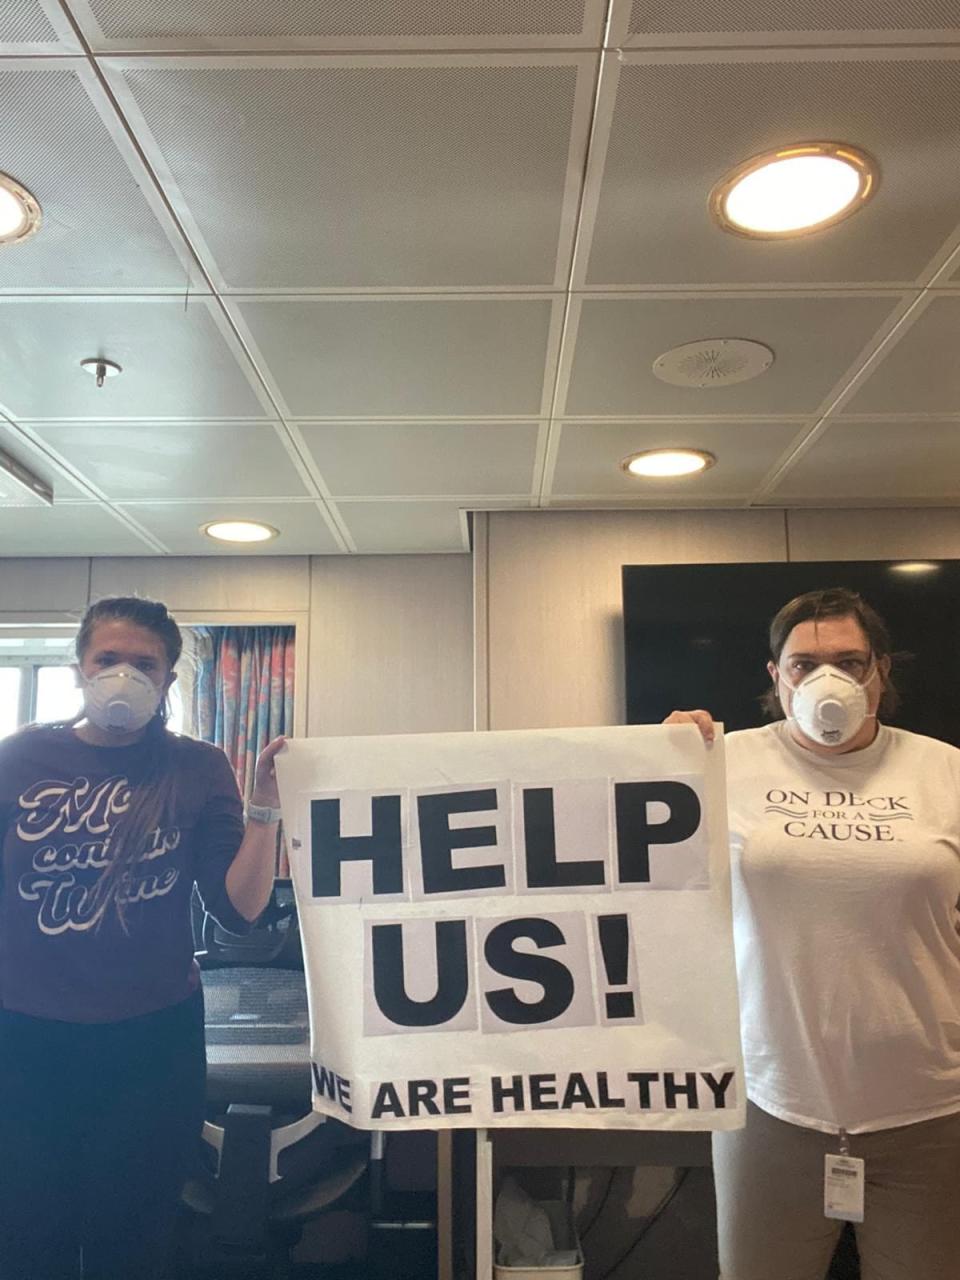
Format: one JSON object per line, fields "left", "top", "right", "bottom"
{"left": 0, "top": 991, "right": 206, "bottom": 1280}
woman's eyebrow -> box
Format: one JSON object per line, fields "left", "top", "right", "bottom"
{"left": 92, "top": 648, "right": 158, "bottom": 664}
{"left": 786, "top": 647, "right": 869, "bottom": 658}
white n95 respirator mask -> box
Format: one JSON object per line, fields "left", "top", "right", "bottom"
{"left": 82, "top": 663, "right": 163, "bottom": 733}
{"left": 785, "top": 664, "right": 872, "bottom": 748}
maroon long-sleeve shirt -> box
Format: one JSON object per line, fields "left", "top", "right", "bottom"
{"left": 0, "top": 725, "right": 248, "bottom": 1022}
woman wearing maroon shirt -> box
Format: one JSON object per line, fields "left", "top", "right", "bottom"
{"left": 0, "top": 596, "right": 285, "bottom": 1280}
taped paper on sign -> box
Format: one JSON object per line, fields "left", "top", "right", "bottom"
{"left": 276, "top": 724, "right": 744, "bottom": 1131}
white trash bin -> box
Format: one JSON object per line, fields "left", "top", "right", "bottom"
{"left": 494, "top": 1199, "right": 584, "bottom": 1280}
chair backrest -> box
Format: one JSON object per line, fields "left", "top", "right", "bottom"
{"left": 198, "top": 881, "right": 311, "bottom": 1101}
{"left": 186, "top": 881, "right": 371, "bottom": 1266}
{"left": 198, "top": 879, "right": 303, "bottom": 969}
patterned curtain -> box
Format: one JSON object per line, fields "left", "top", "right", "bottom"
{"left": 191, "top": 625, "right": 295, "bottom": 846}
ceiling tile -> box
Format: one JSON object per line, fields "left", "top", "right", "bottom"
{"left": 0, "top": 65, "right": 190, "bottom": 290}
{"left": 1, "top": 2, "right": 79, "bottom": 53}
{"left": 115, "top": 499, "right": 342, "bottom": 554}
{"left": 0, "top": 6, "right": 955, "bottom": 553}
{"left": 25, "top": 421, "right": 311, "bottom": 501}
{"left": 767, "top": 418, "right": 960, "bottom": 502}
{"left": 237, "top": 297, "right": 553, "bottom": 417}
{"left": 585, "top": 56, "right": 960, "bottom": 287}
{"left": 551, "top": 419, "right": 799, "bottom": 498}
{"left": 0, "top": 424, "right": 95, "bottom": 502}
{"left": 110, "top": 60, "right": 584, "bottom": 289}
{"left": 844, "top": 297, "right": 960, "bottom": 415}
{"left": 0, "top": 299, "right": 268, "bottom": 420}
{"left": 621, "top": 0, "right": 960, "bottom": 41}
{"left": 296, "top": 421, "right": 538, "bottom": 496}
{"left": 78, "top": 0, "right": 600, "bottom": 49}
{"left": 337, "top": 500, "right": 472, "bottom": 552}
{"left": 0, "top": 470, "right": 49, "bottom": 508}
{"left": 564, "top": 295, "right": 899, "bottom": 417}
{"left": 0, "top": 504, "right": 152, "bottom": 555}
{"left": 1, "top": 1, "right": 58, "bottom": 44}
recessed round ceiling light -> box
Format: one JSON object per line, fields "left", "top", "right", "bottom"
{"left": 710, "top": 142, "right": 877, "bottom": 238}
{"left": 889, "top": 561, "right": 939, "bottom": 575}
{"left": 621, "top": 449, "right": 716, "bottom": 478}
{"left": 202, "top": 519, "right": 279, "bottom": 544}
{"left": 0, "top": 172, "right": 42, "bottom": 246}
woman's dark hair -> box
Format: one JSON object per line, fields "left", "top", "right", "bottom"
{"left": 760, "top": 586, "right": 901, "bottom": 720}
{"left": 74, "top": 597, "right": 183, "bottom": 929}
{"left": 76, "top": 595, "right": 182, "bottom": 672}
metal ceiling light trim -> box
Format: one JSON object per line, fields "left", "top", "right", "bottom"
{"left": 201, "top": 520, "right": 280, "bottom": 544}
{"left": 709, "top": 141, "right": 878, "bottom": 239}
{"left": 0, "top": 172, "right": 42, "bottom": 246}
{"left": 621, "top": 448, "right": 716, "bottom": 478}
{"left": 652, "top": 338, "right": 774, "bottom": 389}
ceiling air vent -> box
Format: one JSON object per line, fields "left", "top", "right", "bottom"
{"left": 652, "top": 338, "right": 774, "bottom": 389}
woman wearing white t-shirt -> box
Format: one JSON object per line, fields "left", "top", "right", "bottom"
{"left": 667, "top": 586, "right": 960, "bottom": 1280}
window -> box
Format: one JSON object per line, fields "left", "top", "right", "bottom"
{"left": 35, "top": 664, "right": 83, "bottom": 723}
{"left": 0, "top": 630, "right": 183, "bottom": 739}
{"left": 0, "top": 631, "right": 79, "bottom": 739}
{"left": 0, "top": 667, "right": 21, "bottom": 740}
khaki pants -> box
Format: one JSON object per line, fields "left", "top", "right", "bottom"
{"left": 712, "top": 1099, "right": 960, "bottom": 1280}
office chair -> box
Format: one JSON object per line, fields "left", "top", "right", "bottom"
{"left": 182, "top": 882, "right": 370, "bottom": 1278}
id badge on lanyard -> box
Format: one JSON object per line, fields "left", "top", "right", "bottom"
{"left": 824, "top": 1129, "right": 865, "bottom": 1223}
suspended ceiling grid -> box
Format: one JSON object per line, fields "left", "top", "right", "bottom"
{"left": 0, "top": 0, "right": 959, "bottom": 555}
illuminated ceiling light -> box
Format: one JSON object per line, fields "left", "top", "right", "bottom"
{"left": 621, "top": 449, "right": 716, "bottom": 478}
{"left": 889, "top": 561, "right": 940, "bottom": 575}
{"left": 710, "top": 142, "right": 877, "bottom": 238}
{"left": 202, "top": 519, "right": 279, "bottom": 544}
{"left": 0, "top": 172, "right": 42, "bottom": 246}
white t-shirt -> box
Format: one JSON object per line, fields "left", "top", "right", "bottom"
{"left": 725, "top": 720, "right": 960, "bottom": 1134}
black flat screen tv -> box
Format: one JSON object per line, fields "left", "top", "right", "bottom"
{"left": 623, "top": 560, "right": 960, "bottom": 748}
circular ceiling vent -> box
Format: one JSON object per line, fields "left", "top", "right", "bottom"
{"left": 652, "top": 338, "right": 774, "bottom": 389}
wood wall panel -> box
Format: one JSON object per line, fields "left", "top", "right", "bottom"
{"left": 309, "top": 554, "right": 473, "bottom": 736}
{"left": 89, "top": 557, "right": 310, "bottom": 612}
{"left": 0, "top": 558, "right": 89, "bottom": 617}
{"left": 786, "top": 508, "right": 960, "bottom": 561}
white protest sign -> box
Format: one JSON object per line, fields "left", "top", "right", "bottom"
{"left": 276, "top": 724, "right": 744, "bottom": 1131}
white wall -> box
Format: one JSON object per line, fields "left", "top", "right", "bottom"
{"left": 308, "top": 555, "right": 473, "bottom": 736}
{"left": 0, "top": 553, "right": 474, "bottom": 737}
{"left": 3, "top": 506, "right": 958, "bottom": 739}
{"left": 476, "top": 508, "right": 960, "bottom": 730}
